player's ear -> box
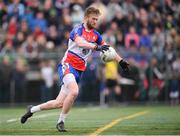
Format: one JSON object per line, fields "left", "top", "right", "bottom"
{"left": 84, "top": 15, "right": 88, "bottom": 21}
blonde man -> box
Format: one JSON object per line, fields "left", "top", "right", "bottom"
{"left": 21, "top": 7, "right": 129, "bottom": 132}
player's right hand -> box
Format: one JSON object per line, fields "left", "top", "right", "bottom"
{"left": 94, "top": 45, "right": 110, "bottom": 52}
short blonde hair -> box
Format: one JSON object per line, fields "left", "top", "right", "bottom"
{"left": 84, "top": 7, "right": 101, "bottom": 17}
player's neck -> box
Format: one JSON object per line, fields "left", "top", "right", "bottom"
{"left": 83, "top": 23, "right": 92, "bottom": 32}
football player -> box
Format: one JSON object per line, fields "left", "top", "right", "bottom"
{"left": 21, "top": 6, "right": 129, "bottom": 132}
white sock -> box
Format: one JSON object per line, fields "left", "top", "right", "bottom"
{"left": 30, "top": 105, "right": 41, "bottom": 113}
{"left": 58, "top": 112, "right": 67, "bottom": 123}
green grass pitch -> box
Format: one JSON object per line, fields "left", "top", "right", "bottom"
{"left": 0, "top": 106, "right": 180, "bottom": 135}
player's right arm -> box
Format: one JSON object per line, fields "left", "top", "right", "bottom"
{"left": 74, "top": 36, "right": 109, "bottom": 52}
{"left": 74, "top": 36, "right": 96, "bottom": 49}
{"left": 70, "top": 25, "right": 109, "bottom": 51}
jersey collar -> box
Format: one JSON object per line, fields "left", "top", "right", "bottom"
{"left": 82, "top": 23, "right": 93, "bottom": 32}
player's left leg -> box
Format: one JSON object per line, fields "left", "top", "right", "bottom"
{"left": 20, "top": 85, "right": 67, "bottom": 124}
{"left": 39, "top": 85, "right": 68, "bottom": 110}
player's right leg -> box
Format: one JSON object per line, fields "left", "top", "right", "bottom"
{"left": 56, "top": 73, "right": 79, "bottom": 132}
{"left": 20, "top": 85, "right": 67, "bottom": 124}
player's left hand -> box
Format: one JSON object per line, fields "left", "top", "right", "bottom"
{"left": 119, "top": 60, "right": 129, "bottom": 73}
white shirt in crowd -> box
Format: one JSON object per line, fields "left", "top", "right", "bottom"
{"left": 41, "top": 66, "right": 54, "bottom": 88}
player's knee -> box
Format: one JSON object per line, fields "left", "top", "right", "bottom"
{"left": 54, "top": 100, "right": 63, "bottom": 108}
{"left": 58, "top": 102, "right": 63, "bottom": 108}
{"left": 67, "top": 83, "right": 79, "bottom": 98}
{"left": 71, "top": 90, "right": 79, "bottom": 98}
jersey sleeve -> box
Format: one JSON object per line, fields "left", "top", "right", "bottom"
{"left": 69, "top": 25, "right": 83, "bottom": 41}
{"left": 94, "top": 30, "right": 105, "bottom": 45}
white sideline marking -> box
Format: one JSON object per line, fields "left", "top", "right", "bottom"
{"left": 1, "top": 107, "right": 100, "bottom": 124}
{"left": 0, "top": 112, "right": 58, "bottom": 124}
{"left": 6, "top": 119, "right": 18, "bottom": 123}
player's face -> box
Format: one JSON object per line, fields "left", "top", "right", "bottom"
{"left": 86, "top": 14, "right": 99, "bottom": 29}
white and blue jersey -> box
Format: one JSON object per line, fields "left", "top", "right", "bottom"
{"left": 58, "top": 23, "right": 105, "bottom": 85}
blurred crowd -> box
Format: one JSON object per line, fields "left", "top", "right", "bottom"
{"left": 0, "top": 0, "right": 180, "bottom": 104}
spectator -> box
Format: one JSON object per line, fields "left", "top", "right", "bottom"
{"left": 33, "top": 27, "right": 45, "bottom": 39}
{"left": 146, "top": 57, "right": 165, "bottom": 101}
{"left": 151, "top": 26, "right": 165, "bottom": 58}
{"left": 102, "top": 28, "right": 116, "bottom": 46}
{"left": 47, "top": 25, "right": 61, "bottom": 47}
{"left": 148, "top": 4, "right": 161, "bottom": 22}
{"left": 140, "top": 27, "right": 152, "bottom": 50}
{"left": 25, "top": 0, "right": 39, "bottom": 14}
{"left": 137, "top": 8, "right": 152, "bottom": 33}
{"left": 55, "top": 0, "right": 70, "bottom": 9}
{"left": 71, "top": 5, "right": 84, "bottom": 27}
{"left": 116, "top": 30, "right": 124, "bottom": 48}
{"left": 46, "top": 9, "right": 58, "bottom": 27}
{"left": 7, "top": 0, "right": 25, "bottom": 20}
{"left": 169, "top": 55, "right": 180, "bottom": 105}
{"left": 112, "top": 10, "right": 126, "bottom": 33}
{"left": 171, "top": 29, "right": 179, "bottom": 49}
{"left": 7, "top": 16, "right": 17, "bottom": 36}
{"left": 164, "top": 0, "right": 177, "bottom": 15}
{"left": 106, "top": 0, "right": 125, "bottom": 22}
{"left": 13, "top": 57, "right": 28, "bottom": 103}
{"left": 43, "top": 0, "right": 59, "bottom": 27}
{"left": 124, "top": 12, "right": 137, "bottom": 32}
{"left": 138, "top": 8, "right": 148, "bottom": 24}
{"left": 165, "top": 14, "right": 176, "bottom": 31}
{"left": 0, "top": 56, "right": 13, "bottom": 103}
{"left": 20, "top": 19, "right": 31, "bottom": 37}
{"left": 40, "top": 60, "right": 54, "bottom": 102}
{"left": 21, "top": 35, "right": 38, "bottom": 59}
{"left": 36, "top": 35, "right": 47, "bottom": 53}
{"left": 22, "top": 7, "right": 33, "bottom": 26}
{"left": 165, "top": 43, "right": 175, "bottom": 63}
{"left": 61, "top": 8, "right": 72, "bottom": 28}
{"left": 125, "top": 26, "right": 140, "bottom": 49}
{"left": 103, "top": 60, "right": 121, "bottom": 104}
{"left": 44, "top": 0, "right": 53, "bottom": 13}
{"left": 122, "top": 0, "right": 138, "bottom": 17}
{"left": 30, "top": 11, "right": 47, "bottom": 33}
{"left": 1, "top": 40, "right": 16, "bottom": 56}
{"left": 110, "top": 21, "right": 119, "bottom": 35}
{"left": 0, "top": 1, "right": 7, "bottom": 26}
{"left": 13, "top": 31, "right": 25, "bottom": 49}
{"left": 60, "top": 29, "right": 70, "bottom": 50}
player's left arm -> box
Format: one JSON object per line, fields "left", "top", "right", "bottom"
{"left": 96, "top": 32, "right": 129, "bottom": 73}
{"left": 114, "top": 53, "right": 129, "bottom": 73}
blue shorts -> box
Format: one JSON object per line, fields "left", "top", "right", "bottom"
{"left": 58, "top": 63, "right": 82, "bottom": 86}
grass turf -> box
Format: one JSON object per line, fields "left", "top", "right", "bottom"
{"left": 0, "top": 106, "right": 180, "bottom": 135}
